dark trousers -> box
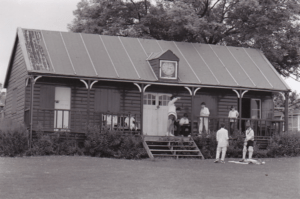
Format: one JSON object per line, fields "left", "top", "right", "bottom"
{"left": 180, "top": 125, "right": 191, "bottom": 136}
{"left": 229, "top": 122, "right": 236, "bottom": 136}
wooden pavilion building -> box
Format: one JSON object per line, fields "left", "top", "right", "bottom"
{"left": 3, "top": 28, "right": 290, "bottom": 143}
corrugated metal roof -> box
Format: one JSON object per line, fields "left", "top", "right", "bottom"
{"left": 147, "top": 50, "right": 169, "bottom": 60}
{"left": 14, "top": 27, "right": 290, "bottom": 91}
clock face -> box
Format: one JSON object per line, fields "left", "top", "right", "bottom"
{"left": 160, "top": 61, "right": 177, "bottom": 78}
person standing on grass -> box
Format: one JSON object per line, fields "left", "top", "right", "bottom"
{"left": 240, "top": 124, "right": 255, "bottom": 162}
{"left": 199, "top": 102, "right": 210, "bottom": 135}
{"left": 228, "top": 106, "right": 239, "bottom": 135}
{"left": 167, "top": 96, "right": 180, "bottom": 136}
{"left": 214, "top": 123, "right": 229, "bottom": 163}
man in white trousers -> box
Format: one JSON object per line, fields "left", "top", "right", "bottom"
{"left": 167, "top": 96, "right": 181, "bottom": 136}
{"left": 214, "top": 123, "right": 229, "bottom": 163}
{"left": 199, "top": 102, "right": 210, "bottom": 135}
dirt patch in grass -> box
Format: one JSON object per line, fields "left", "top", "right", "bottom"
{"left": 0, "top": 156, "right": 299, "bottom": 199}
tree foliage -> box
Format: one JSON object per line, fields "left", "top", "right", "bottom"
{"left": 274, "top": 91, "right": 300, "bottom": 111}
{"left": 68, "top": 0, "right": 300, "bottom": 79}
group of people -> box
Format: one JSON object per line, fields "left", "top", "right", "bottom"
{"left": 214, "top": 122, "right": 254, "bottom": 163}
{"left": 167, "top": 95, "right": 254, "bottom": 163}
{"left": 166, "top": 96, "right": 240, "bottom": 136}
{"left": 166, "top": 96, "right": 189, "bottom": 136}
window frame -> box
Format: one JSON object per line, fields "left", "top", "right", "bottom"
{"left": 251, "top": 98, "right": 261, "bottom": 119}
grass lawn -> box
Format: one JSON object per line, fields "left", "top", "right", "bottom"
{"left": 0, "top": 156, "right": 299, "bottom": 199}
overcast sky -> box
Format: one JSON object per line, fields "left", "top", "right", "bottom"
{"left": 1, "top": 0, "right": 300, "bottom": 93}
{"left": 0, "top": 0, "right": 78, "bottom": 87}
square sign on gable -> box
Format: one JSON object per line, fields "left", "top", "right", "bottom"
{"left": 147, "top": 50, "right": 180, "bottom": 82}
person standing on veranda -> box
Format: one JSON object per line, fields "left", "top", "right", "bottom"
{"left": 167, "top": 96, "right": 180, "bottom": 136}
{"left": 199, "top": 102, "right": 210, "bottom": 135}
{"left": 228, "top": 106, "right": 239, "bottom": 136}
{"left": 214, "top": 123, "right": 229, "bottom": 163}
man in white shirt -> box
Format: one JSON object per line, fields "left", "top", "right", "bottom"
{"left": 199, "top": 102, "right": 210, "bottom": 135}
{"left": 167, "top": 96, "right": 180, "bottom": 136}
{"left": 179, "top": 113, "right": 189, "bottom": 126}
{"left": 214, "top": 123, "right": 229, "bottom": 163}
{"left": 125, "top": 115, "right": 136, "bottom": 130}
{"left": 179, "top": 113, "right": 190, "bottom": 136}
{"left": 240, "top": 124, "right": 255, "bottom": 162}
{"left": 228, "top": 106, "right": 239, "bottom": 135}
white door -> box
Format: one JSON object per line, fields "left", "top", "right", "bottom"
{"left": 143, "top": 93, "right": 171, "bottom": 136}
{"left": 54, "top": 87, "right": 71, "bottom": 130}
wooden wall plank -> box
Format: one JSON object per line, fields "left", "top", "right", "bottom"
{"left": 4, "top": 42, "right": 28, "bottom": 124}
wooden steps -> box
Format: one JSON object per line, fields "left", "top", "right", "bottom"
{"left": 143, "top": 136, "right": 205, "bottom": 159}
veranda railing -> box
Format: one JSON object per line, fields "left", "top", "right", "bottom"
{"left": 25, "top": 109, "right": 141, "bottom": 134}
{"left": 24, "top": 109, "right": 283, "bottom": 136}
{"left": 195, "top": 116, "right": 284, "bottom": 136}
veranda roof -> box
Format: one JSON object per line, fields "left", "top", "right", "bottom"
{"left": 5, "top": 27, "right": 290, "bottom": 91}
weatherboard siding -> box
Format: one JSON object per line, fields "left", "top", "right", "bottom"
{"left": 25, "top": 79, "right": 142, "bottom": 130}
{"left": 22, "top": 76, "right": 274, "bottom": 131}
{"left": 4, "top": 42, "right": 28, "bottom": 123}
{"left": 218, "top": 94, "right": 238, "bottom": 118}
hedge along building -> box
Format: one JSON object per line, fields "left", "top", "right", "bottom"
{"left": 4, "top": 28, "right": 290, "bottom": 141}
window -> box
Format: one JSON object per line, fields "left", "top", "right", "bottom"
{"left": 158, "top": 95, "right": 170, "bottom": 106}
{"left": 143, "top": 94, "right": 170, "bottom": 106}
{"left": 251, "top": 99, "right": 261, "bottom": 119}
{"left": 143, "top": 94, "right": 156, "bottom": 105}
{"left": 94, "top": 89, "right": 120, "bottom": 112}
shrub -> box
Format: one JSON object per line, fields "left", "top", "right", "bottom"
{"left": 192, "top": 130, "right": 271, "bottom": 159}
{"left": 192, "top": 131, "right": 218, "bottom": 159}
{"left": 27, "top": 124, "right": 84, "bottom": 156}
{"left": 266, "top": 133, "right": 300, "bottom": 157}
{"left": 0, "top": 119, "right": 29, "bottom": 157}
{"left": 28, "top": 132, "right": 84, "bottom": 156}
{"left": 84, "top": 125, "right": 147, "bottom": 159}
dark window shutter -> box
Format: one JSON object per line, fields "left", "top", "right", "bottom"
{"left": 95, "top": 89, "right": 107, "bottom": 112}
{"left": 40, "top": 86, "right": 55, "bottom": 109}
{"left": 110, "top": 90, "right": 120, "bottom": 112}
{"left": 94, "top": 88, "right": 120, "bottom": 113}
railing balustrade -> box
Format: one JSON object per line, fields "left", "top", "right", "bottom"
{"left": 195, "top": 116, "right": 284, "bottom": 136}
{"left": 29, "top": 108, "right": 141, "bottom": 134}
{"left": 25, "top": 109, "right": 284, "bottom": 136}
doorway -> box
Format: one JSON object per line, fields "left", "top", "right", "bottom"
{"left": 54, "top": 87, "right": 71, "bottom": 130}
{"left": 241, "top": 98, "right": 251, "bottom": 119}
{"left": 239, "top": 98, "right": 262, "bottom": 131}
{"left": 143, "top": 93, "right": 171, "bottom": 136}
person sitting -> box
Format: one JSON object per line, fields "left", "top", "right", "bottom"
{"left": 125, "top": 115, "right": 136, "bottom": 130}
{"left": 179, "top": 113, "right": 189, "bottom": 126}
{"left": 105, "top": 115, "right": 118, "bottom": 129}
{"left": 179, "top": 113, "right": 190, "bottom": 136}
